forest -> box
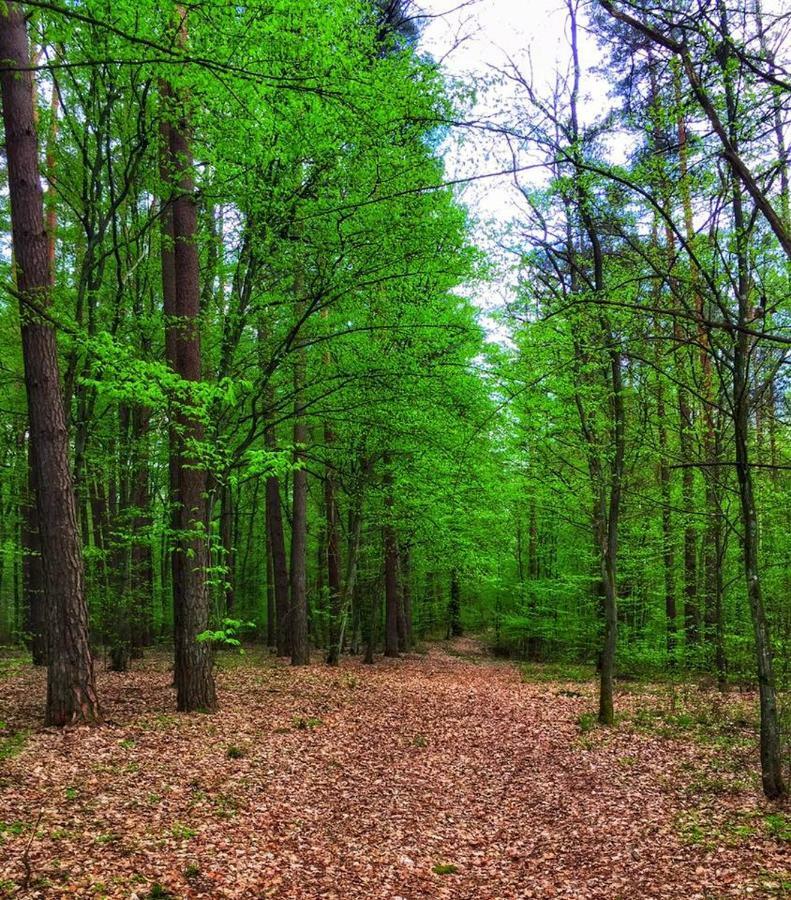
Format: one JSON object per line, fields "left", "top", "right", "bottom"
{"left": 0, "top": 0, "right": 788, "bottom": 896}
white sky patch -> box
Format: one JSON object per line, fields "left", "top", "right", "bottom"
{"left": 418, "top": 1, "right": 618, "bottom": 338}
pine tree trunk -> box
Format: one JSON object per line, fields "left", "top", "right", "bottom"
{"left": 0, "top": 2, "right": 100, "bottom": 724}
{"left": 162, "top": 17, "right": 216, "bottom": 710}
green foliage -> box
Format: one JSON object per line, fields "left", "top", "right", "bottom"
{"left": 764, "top": 814, "right": 790, "bottom": 843}
{"left": 146, "top": 885, "right": 174, "bottom": 900}
{"left": 197, "top": 619, "right": 255, "bottom": 649}
{"left": 432, "top": 864, "right": 459, "bottom": 876}
{"left": 0, "top": 0, "right": 786, "bottom": 810}
{"left": 169, "top": 823, "right": 196, "bottom": 840}
{"left": 292, "top": 716, "right": 323, "bottom": 731}
{"left": 576, "top": 712, "right": 598, "bottom": 735}
{"left": 0, "top": 726, "right": 28, "bottom": 761}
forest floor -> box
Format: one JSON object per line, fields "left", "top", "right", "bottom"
{"left": 0, "top": 639, "right": 788, "bottom": 899}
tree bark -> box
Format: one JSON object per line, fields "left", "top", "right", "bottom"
{"left": 324, "top": 425, "right": 342, "bottom": 665}
{"left": 400, "top": 543, "right": 413, "bottom": 649}
{"left": 265, "top": 524, "right": 276, "bottom": 648}
{"left": 265, "top": 416, "right": 290, "bottom": 656}
{"left": 717, "top": 0, "right": 785, "bottom": 799}
{"left": 162, "top": 11, "right": 216, "bottom": 711}
{"left": 383, "top": 462, "right": 400, "bottom": 658}
{"left": 656, "top": 377, "right": 677, "bottom": 662}
{"left": 220, "top": 483, "right": 235, "bottom": 615}
{"left": 0, "top": 2, "right": 100, "bottom": 724}
{"left": 129, "top": 405, "right": 153, "bottom": 654}
{"left": 21, "top": 442, "right": 46, "bottom": 665}
{"left": 671, "top": 75, "right": 727, "bottom": 680}
{"left": 448, "top": 568, "right": 462, "bottom": 638}
{"left": 289, "top": 342, "right": 309, "bottom": 666}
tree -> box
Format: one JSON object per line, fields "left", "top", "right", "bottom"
{"left": 0, "top": 0, "right": 100, "bottom": 725}
{"left": 161, "top": 8, "right": 216, "bottom": 712}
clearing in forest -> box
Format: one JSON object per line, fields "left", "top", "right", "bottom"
{"left": 0, "top": 643, "right": 788, "bottom": 899}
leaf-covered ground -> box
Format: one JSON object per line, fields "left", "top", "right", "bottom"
{"left": 0, "top": 640, "right": 788, "bottom": 898}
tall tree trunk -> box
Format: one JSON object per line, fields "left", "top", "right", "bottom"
{"left": 646, "top": 203, "right": 676, "bottom": 663}
{"left": 734, "top": 380, "right": 785, "bottom": 799}
{"left": 363, "top": 574, "right": 379, "bottom": 665}
{"left": 265, "top": 416, "right": 290, "bottom": 656}
{"left": 22, "top": 442, "right": 46, "bottom": 665}
{"left": 383, "top": 462, "right": 400, "bottom": 658}
{"left": 656, "top": 377, "right": 677, "bottom": 662}
{"left": 109, "top": 409, "right": 132, "bottom": 673}
{"left": 163, "top": 11, "right": 216, "bottom": 711}
{"left": 717, "top": 0, "right": 785, "bottom": 799}
{"left": 674, "top": 71, "right": 725, "bottom": 677}
{"left": 400, "top": 543, "right": 413, "bottom": 649}
{"left": 220, "top": 483, "right": 235, "bottom": 615}
{"left": 448, "top": 568, "right": 462, "bottom": 638}
{"left": 0, "top": 2, "right": 100, "bottom": 724}
{"left": 129, "top": 405, "right": 153, "bottom": 654}
{"left": 679, "top": 415, "right": 698, "bottom": 655}
{"left": 396, "top": 548, "right": 408, "bottom": 652}
{"left": 334, "top": 474, "right": 367, "bottom": 661}
{"left": 566, "top": 0, "right": 622, "bottom": 725}
{"left": 159, "top": 80, "right": 182, "bottom": 649}
{"left": 266, "top": 525, "right": 276, "bottom": 648}
{"left": 324, "top": 425, "right": 342, "bottom": 665}
{"left": 290, "top": 343, "right": 309, "bottom": 666}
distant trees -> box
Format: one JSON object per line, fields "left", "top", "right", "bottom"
{"left": 0, "top": 0, "right": 489, "bottom": 720}
{"left": 499, "top": 0, "right": 788, "bottom": 799}
{"left": 595, "top": 0, "right": 787, "bottom": 806}
{"left": 0, "top": 0, "right": 786, "bottom": 804}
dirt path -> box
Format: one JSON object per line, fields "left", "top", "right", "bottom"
{"left": 0, "top": 643, "right": 786, "bottom": 898}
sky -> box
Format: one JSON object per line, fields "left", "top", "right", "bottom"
{"left": 416, "top": 0, "right": 612, "bottom": 331}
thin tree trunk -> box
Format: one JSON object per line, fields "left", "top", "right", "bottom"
{"left": 334, "top": 478, "right": 366, "bottom": 661}
{"left": 266, "top": 525, "right": 276, "bottom": 648}
{"left": 400, "top": 543, "right": 413, "bottom": 649}
{"left": 264, "top": 396, "right": 290, "bottom": 656}
{"left": 22, "top": 442, "right": 46, "bottom": 665}
{"left": 383, "top": 462, "right": 400, "bottom": 658}
{"left": 657, "top": 377, "right": 677, "bottom": 662}
{"left": 324, "top": 425, "right": 342, "bottom": 665}
{"left": 129, "top": 405, "right": 153, "bottom": 653}
{"left": 363, "top": 575, "right": 379, "bottom": 665}
{"left": 159, "top": 80, "right": 182, "bottom": 650}
{"left": 717, "top": 0, "right": 784, "bottom": 799}
{"left": 675, "top": 72, "right": 724, "bottom": 677}
{"left": 448, "top": 568, "right": 462, "bottom": 638}
{"left": 396, "top": 548, "right": 408, "bottom": 652}
{"left": 290, "top": 341, "right": 309, "bottom": 666}
{"left": 220, "top": 483, "right": 235, "bottom": 615}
